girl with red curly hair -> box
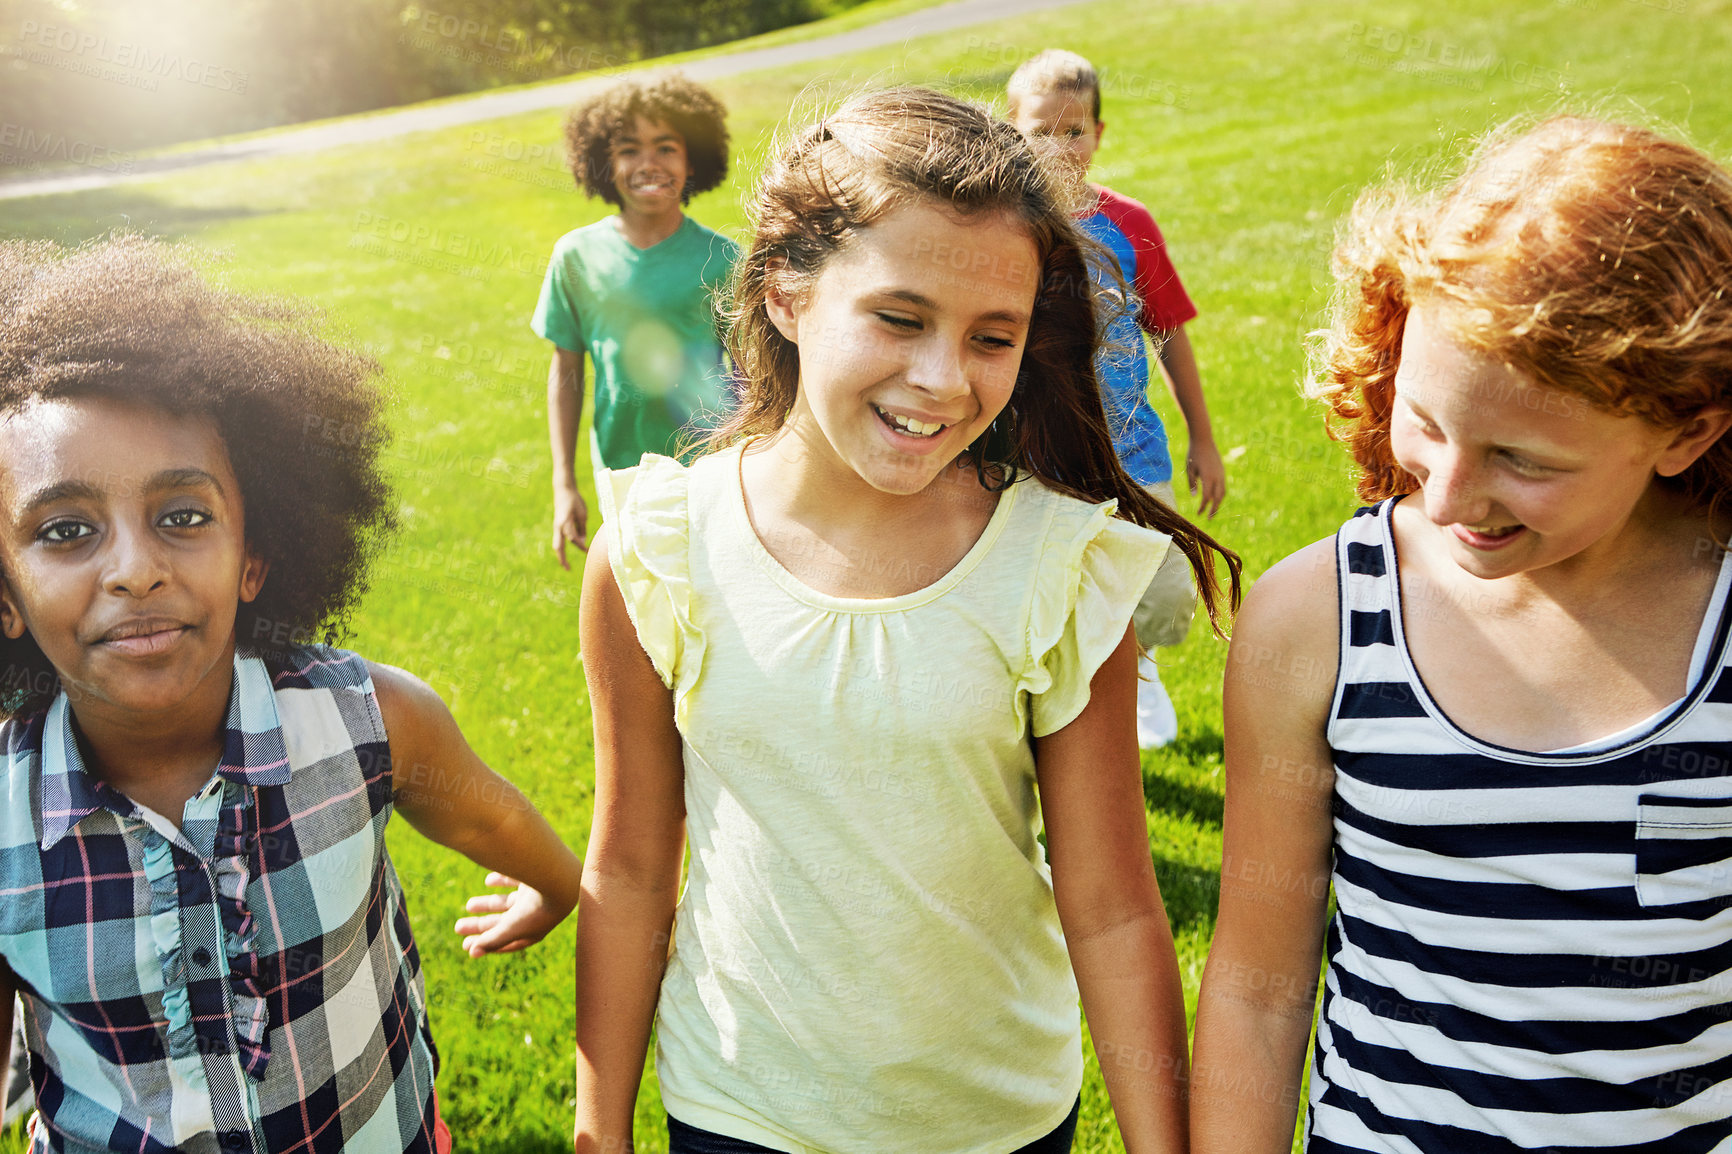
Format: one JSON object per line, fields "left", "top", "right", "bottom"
{"left": 1193, "top": 118, "right": 1732, "bottom": 1153}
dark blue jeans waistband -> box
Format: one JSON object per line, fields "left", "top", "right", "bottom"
{"left": 665, "top": 1096, "right": 1080, "bottom": 1154}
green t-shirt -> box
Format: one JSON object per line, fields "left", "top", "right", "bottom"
{"left": 532, "top": 215, "right": 740, "bottom": 469}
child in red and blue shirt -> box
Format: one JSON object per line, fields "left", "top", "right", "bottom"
{"left": 1009, "top": 49, "right": 1227, "bottom": 748}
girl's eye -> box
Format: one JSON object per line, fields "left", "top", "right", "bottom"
{"left": 1500, "top": 452, "right": 1552, "bottom": 476}
{"left": 877, "top": 313, "right": 920, "bottom": 330}
{"left": 38, "top": 519, "right": 93, "bottom": 544}
{"left": 160, "top": 508, "right": 213, "bottom": 529}
{"left": 975, "top": 334, "right": 1018, "bottom": 351}
{"left": 1397, "top": 402, "right": 1440, "bottom": 437}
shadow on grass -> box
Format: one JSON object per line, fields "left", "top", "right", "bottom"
{"left": 0, "top": 188, "right": 277, "bottom": 245}
{"left": 1153, "top": 856, "right": 1220, "bottom": 930}
{"left": 1143, "top": 731, "right": 1226, "bottom": 829}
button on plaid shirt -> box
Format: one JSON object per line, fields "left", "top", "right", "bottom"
{"left": 0, "top": 648, "right": 442, "bottom": 1153}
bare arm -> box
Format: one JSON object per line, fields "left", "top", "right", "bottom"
{"left": 573, "top": 531, "right": 687, "bottom": 1154}
{"left": 1034, "top": 627, "right": 1188, "bottom": 1154}
{"left": 549, "top": 345, "right": 589, "bottom": 566}
{"left": 1153, "top": 325, "right": 1225, "bottom": 518}
{"left": 1190, "top": 539, "right": 1339, "bottom": 1153}
{"left": 371, "top": 662, "right": 583, "bottom": 956}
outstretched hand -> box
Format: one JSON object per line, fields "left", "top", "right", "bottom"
{"left": 455, "top": 872, "right": 572, "bottom": 958}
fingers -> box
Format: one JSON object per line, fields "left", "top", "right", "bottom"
{"left": 455, "top": 875, "right": 551, "bottom": 957}
{"left": 465, "top": 932, "right": 532, "bottom": 958}
{"left": 459, "top": 911, "right": 544, "bottom": 957}
{"left": 1197, "top": 482, "right": 1224, "bottom": 519}
{"left": 455, "top": 911, "right": 533, "bottom": 956}
{"left": 554, "top": 516, "right": 589, "bottom": 565}
{"left": 1187, "top": 455, "right": 1226, "bottom": 519}
{"left": 573, "top": 501, "right": 590, "bottom": 555}
{"left": 554, "top": 523, "right": 571, "bottom": 570}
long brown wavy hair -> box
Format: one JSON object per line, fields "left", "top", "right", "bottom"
{"left": 1310, "top": 116, "right": 1732, "bottom": 522}
{"left": 708, "top": 86, "right": 1240, "bottom": 632}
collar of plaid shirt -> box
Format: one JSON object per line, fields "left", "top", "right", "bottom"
{"left": 38, "top": 654, "right": 293, "bottom": 851}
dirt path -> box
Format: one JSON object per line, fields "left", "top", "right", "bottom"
{"left": 0, "top": 0, "right": 1087, "bottom": 201}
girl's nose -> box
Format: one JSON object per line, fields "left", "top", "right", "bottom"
{"left": 1419, "top": 449, "right": 1488, "bottom": 528}
{"left": 906, "top": 338, "right": 969, "bottom": 401}
{"left": 103, "top": 521, "right": 170, "bottom": 598}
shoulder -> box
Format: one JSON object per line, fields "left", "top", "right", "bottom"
{"left": 680, "top": 217, "right": 743, "bottom": 278}
{"left": 1019, "top": 476, "right": 1171, "bottom": 578}
{"left": 1240, "top": 537, "right": 1338, "bottom": 628}
{"left": 1090, "top": 183, "right": 1162, "bottom": 237}
{"left": 597, "top": 450, "right": 700, "bottom": 529}
{"left": 1227, "top": 536, "right": 1340, "bottom": 705}
{"left": 264, "top": 644, "right": 372, "bottom": 691}
{"left": 1016, "top": 473, "right": 1105, "bottom": 528}
{"left": 682, "top": 216, "right": 739, "bottom": 252}
{"left": 1, "top": 710, "right": 45, "bottom": 808}
{"left": 1, "top": 710, "right": 45, "bottom": 758}
{"left": 551, "top": 219, "right": 616, "bottom": 259}
{"left": 365, "top": 659, "right": 460, "bottom": 766}
{"left": 262, "top": 646, "right": 392, "bottom": 756}
{"left": 1019, "top": 473, "right": 1152, "bottom": 532}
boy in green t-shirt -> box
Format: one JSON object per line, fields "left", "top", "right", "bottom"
{"left": 533, "top": 74, "right": 739, "bottom": 567}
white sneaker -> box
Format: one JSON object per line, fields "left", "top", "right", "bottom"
{"left": 1136, "top": 652, "right": 1179, "bottom": 749}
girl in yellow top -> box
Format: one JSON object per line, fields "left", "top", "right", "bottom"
{"left": 573, "top": 88, "right": 1240, "bottom": 1154}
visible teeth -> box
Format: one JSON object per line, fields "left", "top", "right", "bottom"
{"left": 877, "top": 406, "right": 945, "bottom": 436}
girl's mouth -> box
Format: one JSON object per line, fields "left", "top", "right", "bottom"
{"left": 1452, "top": 522, "right": 1526, "bottom": 550}
{"left": 872, "top": 404, "right": 948, "bottom": 438}
{"left": 98, "top": 625, "right": 191, "bottom": 656}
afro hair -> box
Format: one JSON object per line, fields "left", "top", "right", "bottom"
{"left": 564, "top": 73, "right": 729, "bottom": 205}
{"left": 0, "top": 234, "right": 397, "bottom": 718}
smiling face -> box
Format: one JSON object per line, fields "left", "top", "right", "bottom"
{"left": 764, "top": 198, "right": 1041, "bottom": 496}
{"left": 609, "top": 115, "right": 689, "bottom": 214}
{"left": 1009, "top": 89, "right": 1103, "bottom": 178}
{"left": 0, "top": 396, "right": 267, "bottom": 719}
{"left": 1388, "top": 305, "right": 1727, "bottom": 579}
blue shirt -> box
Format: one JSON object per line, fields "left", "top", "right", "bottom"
{"left": 1077, "top": 185, "right": 1199, "bottom": 487}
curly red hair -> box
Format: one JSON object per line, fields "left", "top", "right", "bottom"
{"left": 1309, "top": 116, "right": 1732, "bottom": 515}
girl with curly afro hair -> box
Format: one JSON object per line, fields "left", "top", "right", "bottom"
{"left": 0, "top": 234, "right": 580, "bottom": 1154}
{"left": 534, "top": 72, "right": 740, "bottom": 568}
{"left": 1194, "top": 117, "right": 1732, "bottom": 1154}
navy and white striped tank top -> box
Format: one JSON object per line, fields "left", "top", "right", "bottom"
{"left": 1312, "top": 499, "right": 1732, "bottom": 1153}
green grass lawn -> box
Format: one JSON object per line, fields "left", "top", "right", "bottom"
{"left": 4, "top": 0, "right": 1731, "bottom": 1149}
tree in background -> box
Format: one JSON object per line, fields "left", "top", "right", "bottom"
{"left": 0, "top": 0, "right": 858, "bottom": 162}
